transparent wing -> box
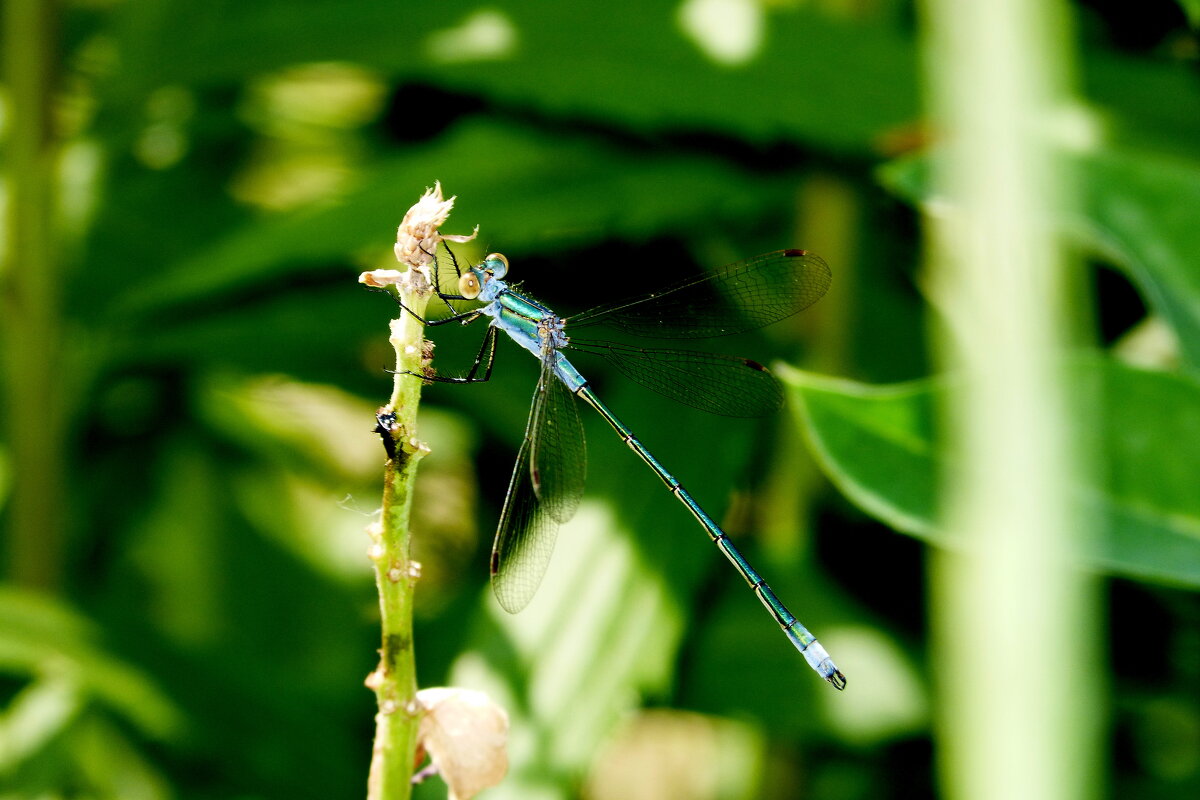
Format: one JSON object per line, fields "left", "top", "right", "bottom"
{"left": 568, "top": 339, "right": 783, "bottom": 417}
{"left": 490, "top": 434, "right": 559, "bottom": 613}
{"left": 490, "top": 354, "right": 586, "bottom": 613}
{"left": 566, "top": 250, "right": 831, "bottom": 339}
{"left": 529, "top": 354, "right": 586, "bottom": 523}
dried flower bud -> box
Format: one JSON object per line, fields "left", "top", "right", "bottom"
{"left": 360, "top": 182, "right": 478, "bottom": 291}
{"left": 394, "top": 181, "right": 478, "bottom": 270}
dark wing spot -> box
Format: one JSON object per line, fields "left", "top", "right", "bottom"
{"left": 742, "top": 358, "right": 770, "bottom": 373}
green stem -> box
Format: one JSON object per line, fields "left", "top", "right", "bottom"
{"left": 365, "top": 276, "right": 432, "bottom": 800}
{"left": 3, "top": 0, "right": 64, "bottom": 588}
{"left": 920, "top": 2, "right": 1099, "bottom": 799}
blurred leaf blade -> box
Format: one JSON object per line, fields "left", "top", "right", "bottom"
{"left": 784, "top": 360, "right": 1200, "bottom": 587}
{"left": 105, "top": 1, "right": 918, "bottom": 154}
{"left": 1077, "top": 149, "right": 1200, "bottom": 369}
{"left": 881, "top": 147, "right": 1200, "bottom": 371}
{"left": 1178, "top": 0, "right": 1200, "bottom": 27}
{"left": 100, "top": 1, "right": 1200, "bottom": 163}
{"left": 0, "top": 588, "right": 182, "bottom": 739}
{"left": 107, "top": 118, "right": 810, "bottom": 318}
{"left": 0, "top": 674, "right": 84, "bottom": 774}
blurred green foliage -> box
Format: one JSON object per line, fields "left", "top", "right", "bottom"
{"left": 786, "top": 361, "right": 1200, "bottom": 586}
{"left": 2, "top": 1, "right": 1199, "bottom": 798}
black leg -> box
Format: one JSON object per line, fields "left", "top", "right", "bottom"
{"left": 465, "top": 324, "right": 498, "bottom": 382}
{"left": 371, "top": 245, "right": 482, "bottom": 323}
{"left": 428, "top": 245, "right": 469, "bottom": 318}
{"left": 443, "top": 243, "right": 464, "bottom": 278}
{"left": 425, "top": 310, "right": 482, "bottom": 328}
{"left": 370, "top": 285, "right": 480, "bottom": 327}
{"left": 371, "top": 247, "right": 495, "bottom": 380}
{"left": 411, "top": 324, "right": 498, "bottom": 384}
{"left": 409, "top": 242, "right": 467, "bottom": 318}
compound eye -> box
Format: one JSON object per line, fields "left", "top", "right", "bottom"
{"left": 485, "top": 253, "right": 509, "bottom": 279}
{"left": 458, "top": 272, "right": 481, "bottom": 300}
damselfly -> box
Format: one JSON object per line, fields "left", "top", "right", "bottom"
{"left": 396, "top": 249, "right": 844, "bottom": 689}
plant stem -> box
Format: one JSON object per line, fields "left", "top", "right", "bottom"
{"left": 366, "top": 279, "right": 433, "bottom": 800}
{"left": 3, "top": 0, "right": 64, "bottom": 588}
{"left": 920, "top": 2, "right": 1099, "bottom": 800}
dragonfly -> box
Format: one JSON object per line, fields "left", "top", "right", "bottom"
{"left": 395, "top": 248, "right": 845, "bottom": 690}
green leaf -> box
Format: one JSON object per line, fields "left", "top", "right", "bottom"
{"left": 0, "top": 588, "right": 181, "bottom": 738}
{"left": 107, "top": 119, "right": 808, "bottom": 318}
{"left": 783, "top": 360, "right": 1200, "bottom": 587}
{"left": 0, "top": 674, "right": 84, "bottom": 774}
{"left": 880, "top": 148, "right": 1200, "bottom": 371}
{"left": 1178, "top": 0, "right": 1200, "bottom": 27}
{"left": 105, "top": 0, "right": 917, "bottom": 154}
{"left": 1078, "top": 150, "right": 1200, "bottom": 369}
{"left": 100, "top": 1, "right": 1200, "bottom": 160}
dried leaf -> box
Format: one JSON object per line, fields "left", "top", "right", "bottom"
{"left": 416, "top": 687, "right": 509, "bottom": 800}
